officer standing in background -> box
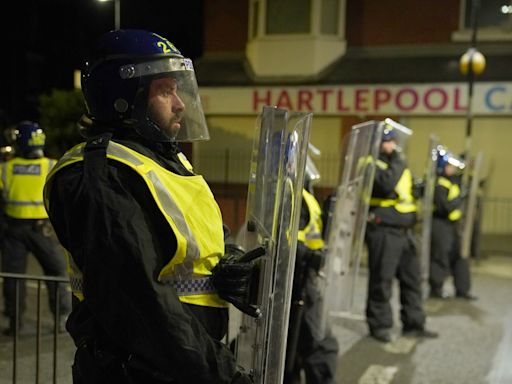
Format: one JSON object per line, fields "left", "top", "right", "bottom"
{"left": 1, "top": 121, "right": 70, "bottom": 336}
{"left": 429, "top": 148, "right": 477, "bottom": 300}
{"left": 365, "top": 124, "right": 438, "bottom": 342}
{"left": 44, "top": 29, "right": 260, "bottom": 383}
{"left": 285, "top": 156, "right": 339, "bottom": 384}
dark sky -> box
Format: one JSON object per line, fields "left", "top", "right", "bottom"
{"left": 1, "top": 0, "right": 204, "bottom": 126}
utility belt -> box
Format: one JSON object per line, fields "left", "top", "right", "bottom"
{"left": 76, "top": 337, "right": 175, "bottom": 383}
{"left": 367, "top": 220, "right": 411, "bottom": 235}
{"left": 368, "top": 206, "right": 416, "bottom": 230}
{"left": 4, "top": 217, "right": 55, "bottom": 237}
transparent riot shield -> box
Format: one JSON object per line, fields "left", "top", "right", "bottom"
{"left": 418, "top": 135, "right": 439, "bottom": 291}
{"left": 460, "top": 151, "right": 484, "bottom": 259}
{"left": 318, "top": 121, "right": 383, "bottom": 336}
{"left": 235, "top": 106, "right": 311, "bottom": 384}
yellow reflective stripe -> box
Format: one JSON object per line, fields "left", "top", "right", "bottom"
{"left": 107, "top": 142, "right": 200, "bottom": 276}
{"left": 370, "top": 168, "right": 417, "bottom": 213}
{"left": 449, "top": 209, "right": 462, "bottom": 221}
{"left": 370, "top": 197, "right": 397, "bottom": 207}
{"left": 437, "top": 176, "right": 451, "bottom": 189}
{"left": 376, "top": 159, "right": 389, "bottom": 169}
{"left": 177, "top": 152, "right": 194, "bottom": 172}
{"left": 1, "top": 162, "right": 7, "bottom": 194}
{"left": 300, "top": 189, "right": 325, "bottom": 250}
{"left": 146, "top": 169, "right": 201, "bottom": 274}
{"left": 437, "top": 176, "right": 461, "bottom": 221}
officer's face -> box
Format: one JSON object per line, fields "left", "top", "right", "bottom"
{"left": 381, "top": 140, "right": 396, "bottom": 155}
{"left": 147, "top": 77, "right": 185, "bottom": 139}
{"left": 445, "top": 164, "right": 456, "bottom": 176}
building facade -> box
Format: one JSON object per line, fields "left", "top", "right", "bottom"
{"left": 193, "top": 0, "right": 512, "bottom": 235}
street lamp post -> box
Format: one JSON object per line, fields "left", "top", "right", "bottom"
{"left": 98, "top": 0, "right": 120, "bottom": 30}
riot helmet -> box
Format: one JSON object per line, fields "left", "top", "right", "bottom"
{"left": 436, "top": 146, "right": 465, "bottom": 176}
{"left": 381, "top": 125, "right": 397, "bottom": 142}
{"left": 81, "top": 29, "right": 209, "bottom": 143}
{"left": 15, "top": 121, "right": 45, "bottom": 159}
{"left": 380, "top": 118, "right": 413, "bottom": 156}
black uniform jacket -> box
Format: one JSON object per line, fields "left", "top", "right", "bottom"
{"left": 370, "top": 151, "right": 415, "bottom": 228}
{"left": 433, "top": 175, "right": 462, "bottom": 220}
{"left": 46, "top": 134, "right": 240, "bottom": 383}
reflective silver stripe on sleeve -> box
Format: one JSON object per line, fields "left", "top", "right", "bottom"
{"left": 4, "top": 200, "right": 45, "bottom": 206}
{"left": 107, "top": 142, "right": 201, "bottom": 277}
{"left": 59, "top": 146, "right": 84, "bottom": 163}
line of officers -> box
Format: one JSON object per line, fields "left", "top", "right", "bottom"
{"left": 0, "top": 28, "right": 479, "bottom": 384}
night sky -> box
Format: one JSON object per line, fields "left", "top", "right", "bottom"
{"left": 1, "top": 0, "right": 204, "bottom": 127}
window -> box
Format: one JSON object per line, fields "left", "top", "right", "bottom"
{"left": 321, "top": 0, "right": 339, "bottom": 35}
{"left": 454, "top": 0, "right": 512, "bottom": 41}
{"left": 465, "top": 0, "right": 512, "bottom": 29}
{"left": 266, "top": 0, "right": 311, "bottom": 34}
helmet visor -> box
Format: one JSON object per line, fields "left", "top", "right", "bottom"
{"left": 120, "top": 57, "right": 209, "bottom": 142}
{"left": 382, "top": 118, "right": 413, "bottom": 155}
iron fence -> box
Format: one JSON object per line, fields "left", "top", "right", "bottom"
{"left": 0, "top": 272, "right": 73, "bottom": 384}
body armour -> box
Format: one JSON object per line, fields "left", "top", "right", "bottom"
{"left": 44, "top": 140, "right": 227, "bottom": 308}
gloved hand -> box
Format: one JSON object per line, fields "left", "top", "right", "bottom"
{"left": 231, "top": 369, "right": 254, "bottom": 384}
{"left": 307, "top": 248, "right": 327, "bottom": 272}
{"left": 412, "top": 178, "right": 425, "bottom": 199}
{"left": 211, "top": 244, "right": 266, "bottom": 318}
{"left": 459, "top": 187, "right": 469, "bottom": 200}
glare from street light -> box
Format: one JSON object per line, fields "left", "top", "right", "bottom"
{"left": 96, "top": 0, "right": 120, "bottom": 30}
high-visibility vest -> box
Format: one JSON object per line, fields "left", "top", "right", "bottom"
{"left": 0, "top": 157, "right": 55, "bottom": 219}
{"left": 44, "top": 141, "right": 227, "bottom": 308}
{"left": 370, "top": 159, "right": 417, "bottom": 213}
{"left": 297, "top": 189, "right": 325, "bottom": 250}
{"left": 436, "top": 176, "right": 462, "bottom": 221}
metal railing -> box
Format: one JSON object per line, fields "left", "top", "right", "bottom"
{"left": 481, "top": 197, "right": 512, "bottom": 235}
{"left": 0, "top": 272, "right": 72, "bottom": 384}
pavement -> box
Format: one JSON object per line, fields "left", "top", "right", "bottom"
{"left": 1, "top": 253, "right": 511, "bottom": 384}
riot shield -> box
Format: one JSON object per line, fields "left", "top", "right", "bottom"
{"left": 318, "top": 120, "right": 383, "bottom": 336}
{"left": 418, "top": 135, "right": 439, "bottom": 290}
{"left": 235, "top": 106, "right": 311, "bottom": 384}
{"left": 460, "top": 151, "right": 484, "bottom": 259}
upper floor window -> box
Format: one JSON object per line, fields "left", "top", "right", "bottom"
{"left": 266, "top": 0, "right": 311, "bottom": 34}
{"left": 250, "top": 0, "right": 341, "bottom": 38}
{"left": 454, "top": 0, "right": 512, "bottom": 41}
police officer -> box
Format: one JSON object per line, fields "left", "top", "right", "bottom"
{"left": 285, "top": 157, "right": 339, "bottom": 384}
{"left": 1, "top": 121, "right": 70, "bottom": 336}
{"left": 43, "top": 29, "right": 259, "bottom": 384}
{"left": 365, "top": 126, "right": 437, "bottom": 342}
{"left": 429, "top": 148, "right": 477, "bottom": 300}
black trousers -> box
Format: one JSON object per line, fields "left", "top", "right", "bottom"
{"left": 429, "top": 217, "right": 471, "bottom": 295}
{"left": 71, "top": 306, "right": 229, "bottom": 384}
{"left": 1, "top": 219, "right": 71, "bottom": 323}
{"left": 285, "top": 270, "right": 339, "bottom": 384}
{"left": 365, "top": 224, "right": 425, "bottom": 332}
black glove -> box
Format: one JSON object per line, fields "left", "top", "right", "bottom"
{"left": 412, "top": 178, "right": 425, "bottom": 199}
{"left": 211, "top": 244, "right": 266, "bottom": 318}
{"left": 459, "top": 187, "right": 469, "bottom": 200}
{"left": 307, "top": 248, "right": 326, "bottom": 272}
{"left": 231, "top": 370, "right": 254, "bottom": 384}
